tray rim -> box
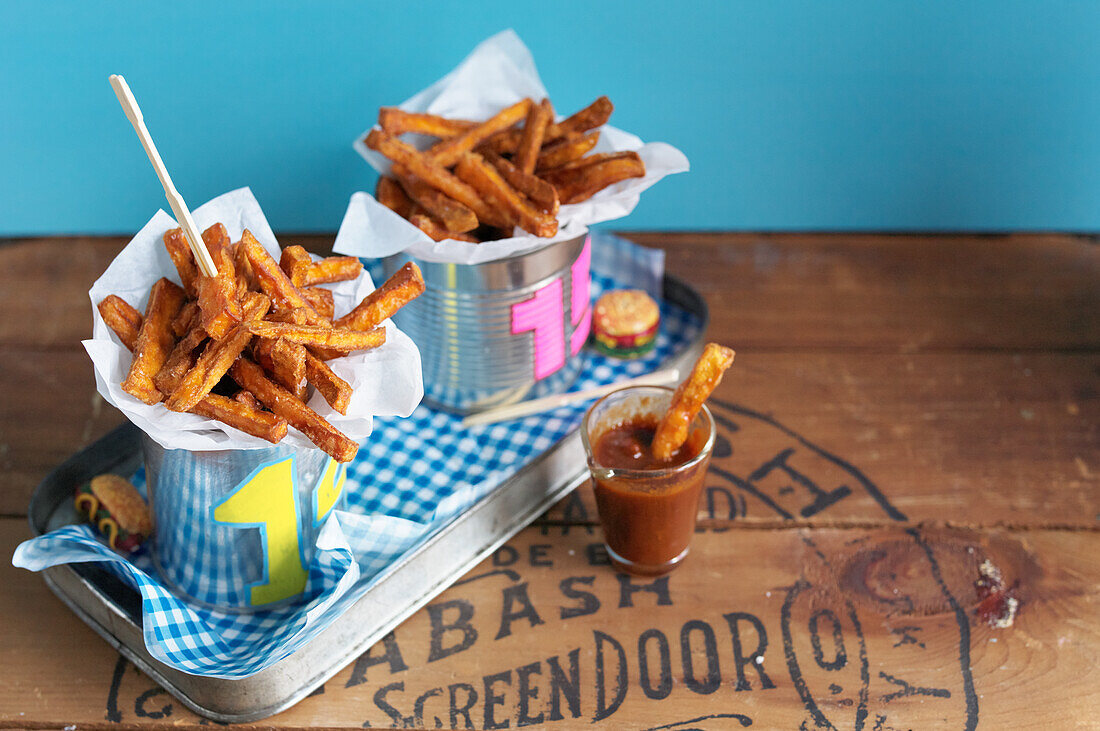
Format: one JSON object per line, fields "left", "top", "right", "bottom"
{"left": 27, "top": 272, "right": 709, "bottom": 723}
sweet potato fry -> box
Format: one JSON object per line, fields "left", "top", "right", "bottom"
{"left": 301, "top": 286, "right": 335, "bottom": 320}
{"left": 240, "top": 290, "right": 270, "bottom": 321}
{"left": 106, "top": 298, "right": 279, "bottom": 440}
{"left": 515, "top": 98, "right": 552, "bottom": 174}
{"left": 233, "top": 237, "right": 257, "bottom": 292}
{"left": 335, "top": 261, "right": 425, "bottom": 332}
{"left": 301, "top": 256, "right": 363, "bottom": 286}
{"left": 305, "top": 351, "right": 352, "bottom": 414}
{"left": 392, "top": 164, "right": 478, "bottom": 233}
{"left": 428, "top": 98, "right": 532, "bottom": 167}
{"left": 540, "top": 151, "right": 646, "bottom": 204}
{"left": 105, "top": 290, "right": 200, "bottom": 395}
{"left": 535, "top": 130, "right": 600, "bottom": 171}
{"left": 162, "top": 228, "right": 199, "bottom": 295}
{"left": 552, "top": 95, "right": 613, "bottom": 139}
{"left": 279, "top": 248, "right": 362, "bottom": 288}
{"left": 122, "top": 278, "right": 187, "bottom": 405}
{"left": 378, "top": 108, "right": 477, "bottom": 137}
{"left": 478, "top": 131, "right": 520, "bottom": 156}
{"left": 376, "top": 176, "right": 415, "bottom": 218}
{"left": 280, "top": 245, "right": 314, "bottom": 287}
{"left": 408, "top": 212, "right": 480, "bottom": 242}
{"left": 104, "top": 214, "right": 415, "bottom": 454}
{"left": 267, "top": 307, "right": 316, "bottom": 326}
{"left": 98, "top": 295, "right": 143, "bottom": 351}
{"left": 484, "top": 151, "right": 559, "bottom": 215}
{"left": 165, "top": 292, "right": 270, "bottom": 413}
{"left": 365, "top": 129, "right": 511, "bottom": 229}
{"left": 191, "top": 392, "right": 288, "bottom": 444}
{"left": 233, "top": 389, "right": 263, "bottom": 410}
{"left": 201, "top": 223, "right": 232, "bottom": 262}
{"left": 254, "top": 336, "right": 308, "bottom": 400}
{"left": 153, "top": 321, "right": 208, "bottom": 396}
{"left": 195, "top": 226, "right": 243, "bottom": 339}
{"left": 231, "top": 357, "right": 359, "bottom": 462}
{"left": 482, "top": 96, "right": 611, "bottom": 154}
{"left": 171, "top": 300, "right": 199, "bottom": 337}
{"left": 195, "top": 270, "right": 242, "bottom": 340}
{"left": 651, "top": 343, "right": 735, "bottom": 461}
{"left": 239, "top": 229, "right": 329, "bottom": 326}
{"left": 539, "top": 150, "right": 633, "bottom": 175}
{"left": 455, "top": 152, "right": 557, "bottom": 237}
{"left": 247, "top": 321, "right": 386, "bottom": 351}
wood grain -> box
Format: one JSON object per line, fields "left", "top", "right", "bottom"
{"left": 2, "top": 232, "right": 1096, "bottom": 351}
{"left": 541, "top": 351, "right": 1100, "bottom": 529}
{"left": 0, "top": 231, "right": 1096, "bottom": 729}
{"left": 3, "top": 347, "right": 1094, "bottom": 526}
{"left": 626, "top": 232, "right": 1100, "bottom": 352}
{"left": 0, "top": 235, "right": 333, "bottom": 348}
{"left": 0, "top": 349, "right": 126, "bottom": 515}
{"left": 4, "top": 519, "right": 1098, "bottom": 729}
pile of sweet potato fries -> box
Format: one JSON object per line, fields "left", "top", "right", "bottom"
{"left": 97, "top": 224, "right": 424, "bottom": 462}
{"left": 368, "top": 96, "right": 646, "bottom": 242}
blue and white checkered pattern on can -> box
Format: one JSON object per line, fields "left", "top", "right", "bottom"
{"left": 12, "top": 233, "right": 702, "bottom": 678}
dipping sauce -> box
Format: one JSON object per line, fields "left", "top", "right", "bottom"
{"left": 594, "top": 418, "right": 701, "bottom": 470}
{"left": 591, "top": 417, "right": 713, "bottom": 575}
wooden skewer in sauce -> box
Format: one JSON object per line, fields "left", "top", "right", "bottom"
{"left": 589, "top": 344, "right": 735, "bottom": 575}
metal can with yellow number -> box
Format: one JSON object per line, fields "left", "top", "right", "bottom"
{"left": 143, "top": 434, "right": 346, "bottom": 612}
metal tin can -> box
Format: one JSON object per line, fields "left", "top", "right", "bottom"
{"left": 142, "top": 434, "right": 347, "bottom": 612}
{"left": 383, "top": 234, "right": 592, "bottom": 414}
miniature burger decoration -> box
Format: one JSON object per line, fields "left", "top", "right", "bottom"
{"left": 592, "top": 289, "right": 660, "bottom": 358}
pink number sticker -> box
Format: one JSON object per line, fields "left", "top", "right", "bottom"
{"left": 511, "top": 278, "right": 565, "bottom": 380}
{"left": 511, "top": 238, "right": 593, "bottom": 381}
{"left": 569, "top": 236, "right": 592, "bottom": 356}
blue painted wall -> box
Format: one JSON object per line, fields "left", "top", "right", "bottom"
{"left": 3, "top": 2, "right": 1100, "bottom": 234}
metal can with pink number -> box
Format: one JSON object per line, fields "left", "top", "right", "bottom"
{"left": 382, "top": 234, "right": 591, "bottom": 414}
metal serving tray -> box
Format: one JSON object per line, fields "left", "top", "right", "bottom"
{"left": 28, "top": 275, "right": 707, "bottom": 723}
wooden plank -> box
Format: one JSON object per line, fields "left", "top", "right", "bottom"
{"left": 542, "top": 351, "right": 1100, "bottom": 529}
{"left": 3, "top": 517, "right": 1097, "bottom": 729}
{"left": 0, "top": 235, "right": 334, "bottom": 348}
{"left": 1, "top": 231, "right": 1094, "bottom": 729}
{"left": 2, "top": 233, "right": 1096, "bottom": 351}
{"left": 624, "top": 231, "right": 1100, "bottom": 352}
{"left": 0, "top": 348, "right": 125, "bottom": 515}
{"left": 2, "top": 348, "right": 1095, "bottom": 525}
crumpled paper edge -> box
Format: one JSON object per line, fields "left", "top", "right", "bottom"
{"left": 86, "top": 187, "right": 423, "bottom": 452}
{"left": 343, "top": 29, "right": 689, "bottom": 265}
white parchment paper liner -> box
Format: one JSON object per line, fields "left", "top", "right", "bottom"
{"left": 84, "top": 187, "right": 423, "bottom": 452}
{"left": 340, "top": 29, "right": 689, "bottom": 265}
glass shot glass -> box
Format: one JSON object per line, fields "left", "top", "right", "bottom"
{"left": 580, "top": 385, "right": 716, "bottom": 576}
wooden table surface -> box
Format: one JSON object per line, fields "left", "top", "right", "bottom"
{"left": 1, "top": 232, "right": 1097, "bottom": 730}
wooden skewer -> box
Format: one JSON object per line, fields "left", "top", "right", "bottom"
{"left": 108, "top": 74, "right": 218, "bottom": 278}
{"left": 461, "top": 368, "right": 681, "bottom": 428}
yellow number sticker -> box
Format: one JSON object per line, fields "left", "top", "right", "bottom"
{"left": 213, "top": 456, "right": 347, "bottom": 607}
{"left": 313, "top": 460, "right": 346, "bottom": 526}
{"left": 213, "top": 456, "right": 306, "bottom": 607}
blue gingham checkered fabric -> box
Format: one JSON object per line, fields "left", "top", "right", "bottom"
{"left": 13, "top": 233, "right": 702, "bottom": 678}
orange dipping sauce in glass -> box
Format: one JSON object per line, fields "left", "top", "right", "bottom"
{"left": 589, "top": 413, "right": 714, "bottom": 575}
